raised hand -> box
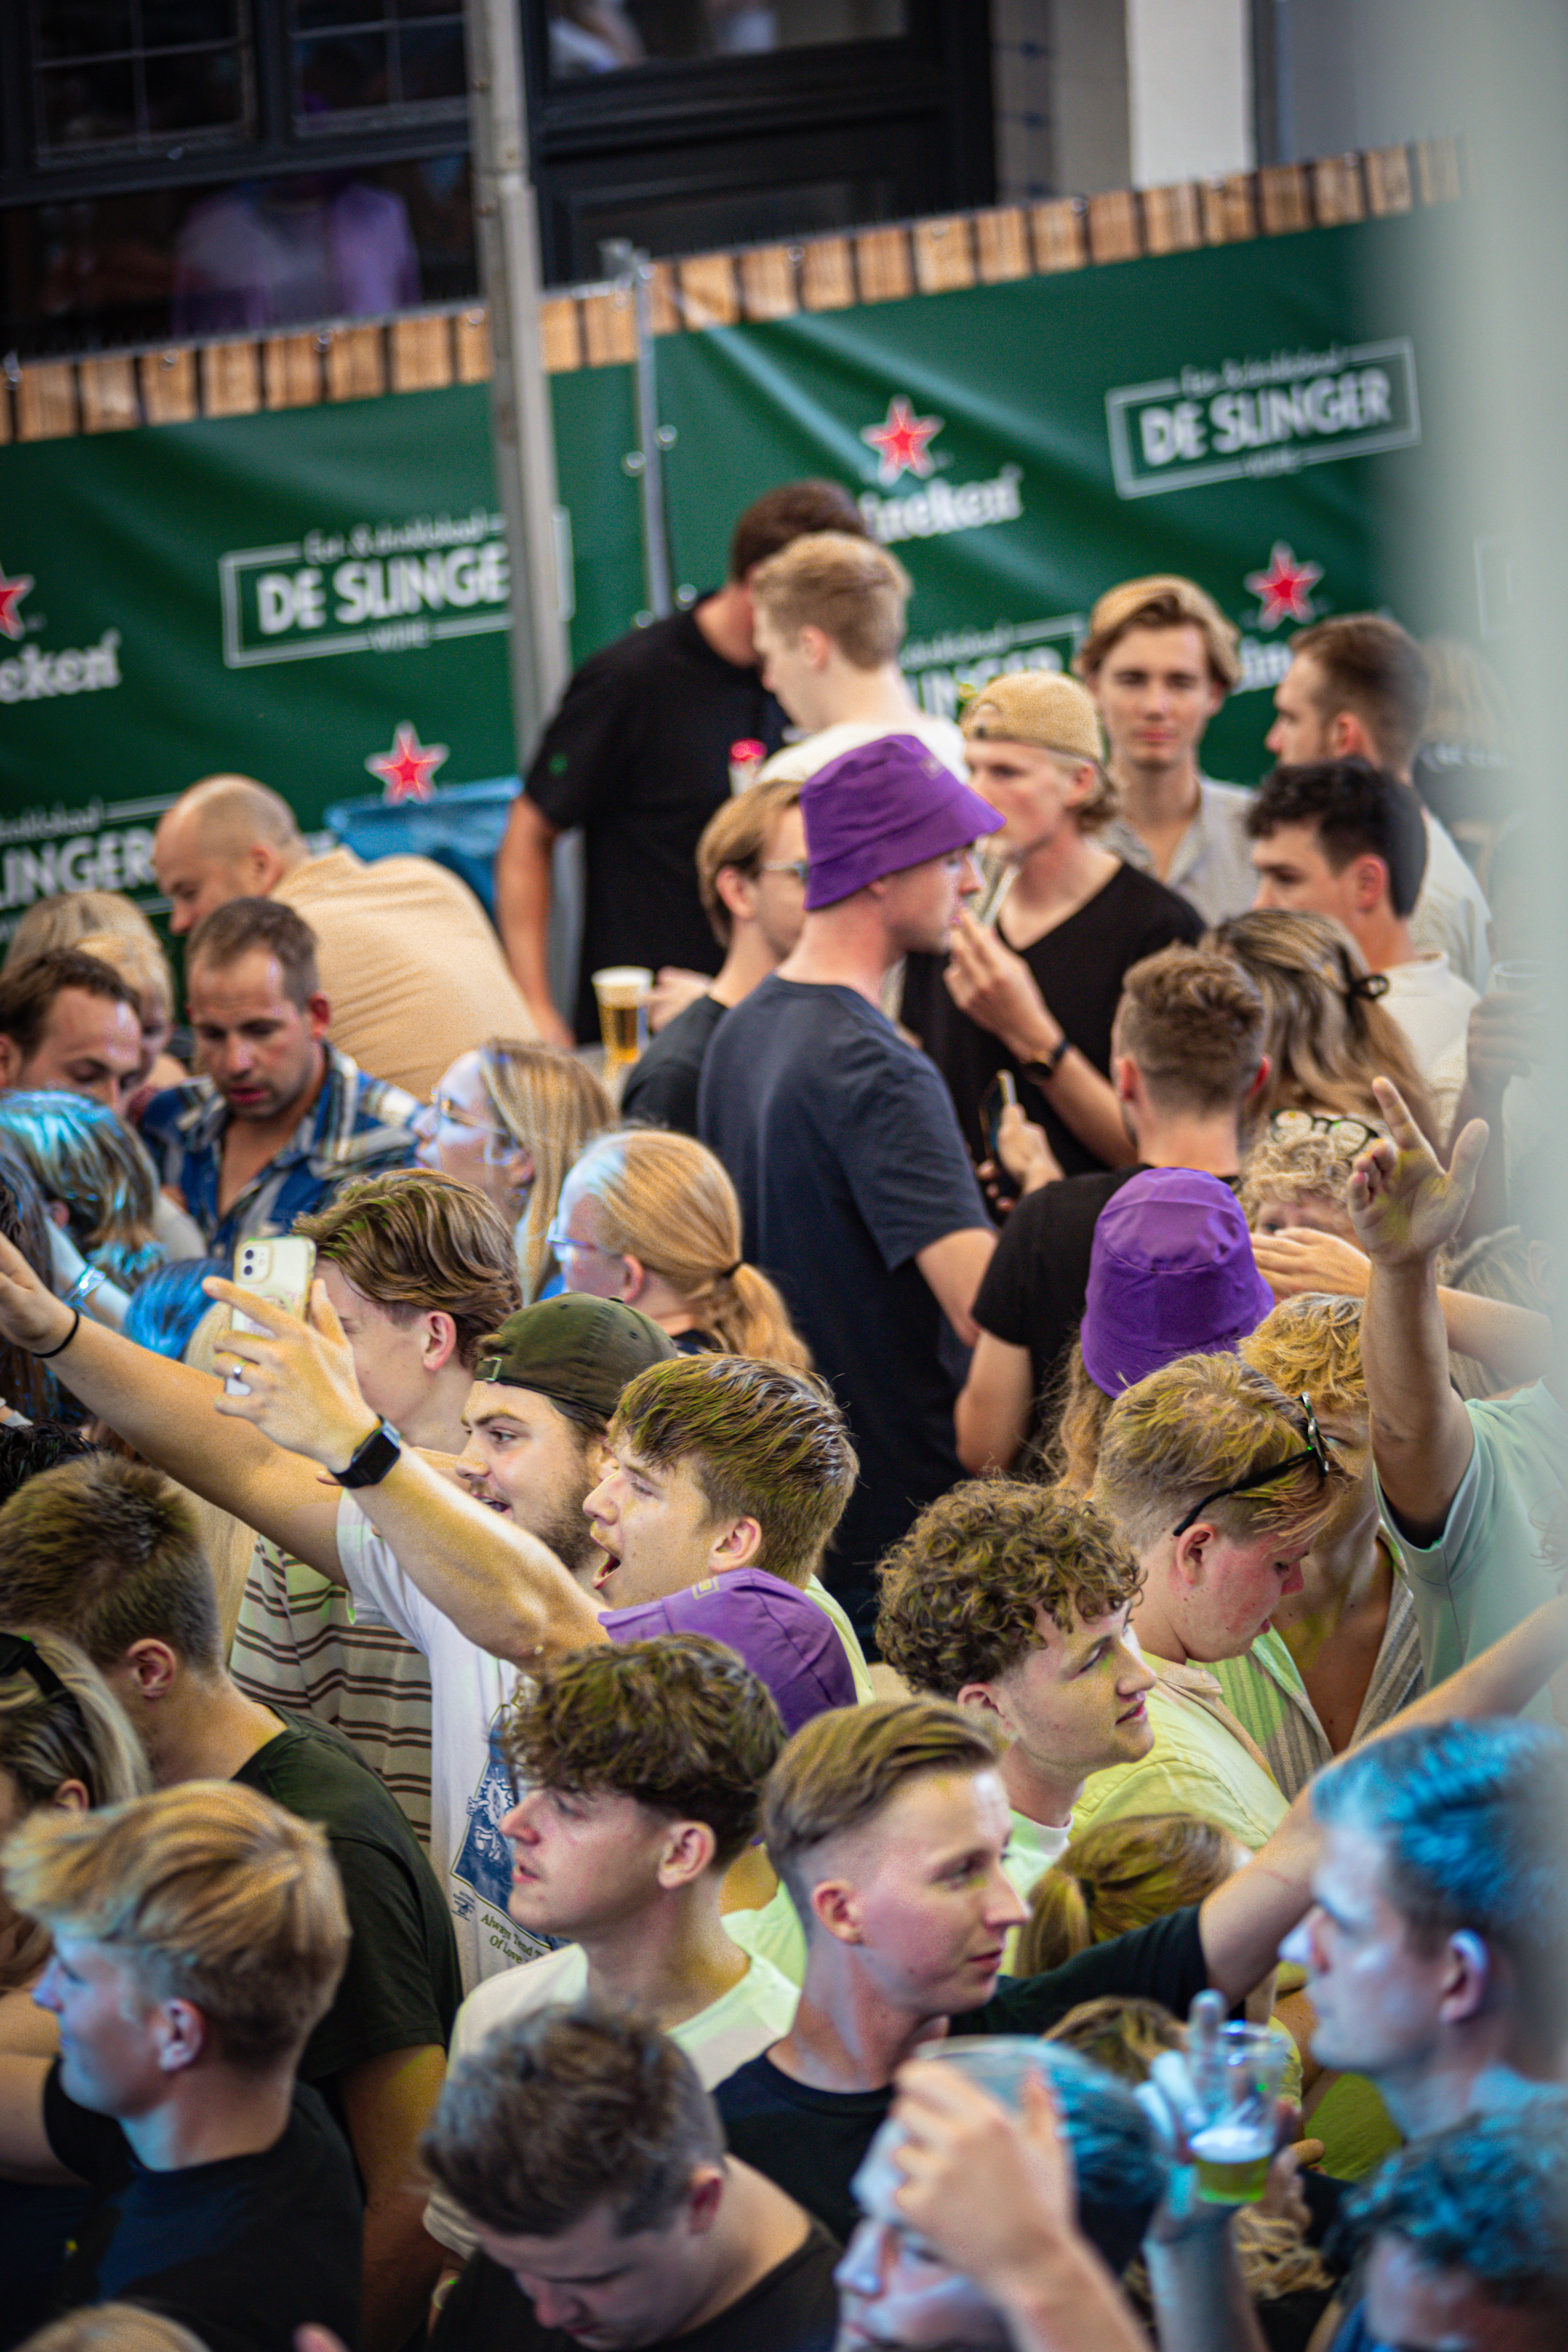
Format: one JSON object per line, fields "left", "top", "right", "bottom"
{"left": 0, "top": 1229, "right": 77, "bottom": 1355}
{"left": 1347, "top": 1076, "right": 1488, "bottom": 1267}
{"left": 206, "top": 1274, "right": 378, "bottom": 1472}
{"left": 1251, "top": 1227, "right": 1370, "bottom": 1302}
{"left": 944, "top": 911, "right": 1058, "bottom": 1061}
{"left": 888, "top": 2059, "right": 1079, "bottom": 2293}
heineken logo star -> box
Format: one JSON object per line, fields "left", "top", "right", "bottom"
{"left": 861, "top": 395, "right": 942, "bottom": 485}
{"left": 0, "top": 564, "right": 35, "bottom": 642}
{"left": 366, "top": 721, "right": 449, "bottom": 802}
{"left": 1245, "top": 542, "right": 1323, "bottom": 629}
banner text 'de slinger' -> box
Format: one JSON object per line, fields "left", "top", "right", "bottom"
{"left": 1105, "top": 339, "right": 1421, "bottom": 498}
{"left": 220, "top": 525, "right": 510, "bottom": 668}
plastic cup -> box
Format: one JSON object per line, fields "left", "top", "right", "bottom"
{"left": 910, "top": 2035, "right": 1047, "bottom": 2104}
{"left": 1492, "top": 960, "right": 1545, "bottom": 995}
{"left": 591, "top": 966, "right": 652, "bottom": 1071}
{"left": 1185, "top": 2022, "right": 1291, "bottom": 2205}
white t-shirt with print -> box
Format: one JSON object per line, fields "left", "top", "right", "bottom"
{"left": 422, "top": 1940, "right": 800, "bottom": 2257}
{"left": 335, "top": 1494, "right": 548, "bottom": 1991}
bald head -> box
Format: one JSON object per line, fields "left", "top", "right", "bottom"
{"left": 154, "top": 775, "right": 307, "bottom": 935}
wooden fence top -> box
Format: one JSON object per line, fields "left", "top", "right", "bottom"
{"left": 0, "top": 137, "right": 1460, "bottom": 442}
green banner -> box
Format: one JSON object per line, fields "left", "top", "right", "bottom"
{"left": 0, "top": 201, "right": 1488, "bottom": 948}
{"left": 0, "top": 384, "right": 519, "bottom": 944}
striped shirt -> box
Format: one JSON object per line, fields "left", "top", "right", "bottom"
{"left": 1213, "top": 1542, "right": 1426, "bottom": 1802}
{"left": 230, "top": 1536, "right": 434, "bottom": 1853}
{"left": 140, "top": 1043, "right": 418, "bottom": 1254}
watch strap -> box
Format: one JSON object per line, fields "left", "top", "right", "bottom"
{"left": 332, "top": 1420, "right": 403, "bottom": 1490}
{"left": 1023, "top": 1036, "right": 1070, "bottom": 1085}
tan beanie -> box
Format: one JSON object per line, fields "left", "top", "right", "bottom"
{"left": 960, "top": 669, "right": 1104, "bottom": 764}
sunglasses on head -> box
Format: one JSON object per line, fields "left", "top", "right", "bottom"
{"left": 1171, "top": 1393, "right": 1334, "bottom": 1539}
{"left": 0, "top": 1631, "right": 74, "bottom": 1708}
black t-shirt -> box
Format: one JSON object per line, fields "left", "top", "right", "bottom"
{"left": 700, "top": 975, "right": 992, "bottom": 1634}
{"left": 234, "top": 1711, "right": 461, "bottom": 2097}
{"left": 621, "top": 992, "right": 729, "bottom": 1136}
{"left": 40, "top": 2066, "right": 362, "bottom": 2352}
{"left": 900, "top": 862, "right": 1202, "bottom": 1177}
{"left": 715, "top": 1905, "right": 1208, "bottom": 2244}
{"left": 430, "top": 2216, "right": 841, "bottom": 2352}
{"left": 525, "top": 608, "right": 786, "bottom": 1040}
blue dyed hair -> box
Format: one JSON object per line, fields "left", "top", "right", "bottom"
{"left": 1339, "top": 2089, "right": 1568, "bottom": 2311}
{"left": 1313, "top": 1720, "right": 1568, "bottom": 2041}
{"left": 0, "top": 1090, "right": 164, "bottom": 1284}
{"left": 124, "top": 1259, "right": 230, "bottom": 1361}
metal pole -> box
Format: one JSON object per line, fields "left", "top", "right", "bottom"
{"left": 601, "top": 240, "right": 673, "bottom": 620}
{"left": 464, "top": 0, "right": 570, "bottom": 761}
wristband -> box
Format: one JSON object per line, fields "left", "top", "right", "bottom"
{"left": 331, "top": 1419, "right": 403, "bottom": 1490}
{"left": 1023, "top": 1036, "right": 1070, "bottom": 1085}
{"left": 66, "top": 1265, "right": 109, "bottom": 1313}
{"left": 35, "top": 1309, "right": 81, "bottom": 1361}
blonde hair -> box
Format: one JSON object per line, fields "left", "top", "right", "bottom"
{"left": 0, "top": 1626, "right": 151, "bottom": 1990}
{"left": 696, "top": 776, "right": 803, "bottom": 948}
{"left": 1237, "top": 1126, "right": 1360, "bottom": 1230}
{"left": 566, "top": 1126, "right": 812, "bottom": 1371}
{"left": 74, "top": 928, "right": 174, "bottom": 1034}
{"left": 1039, "top": 1342, "right": 1115, "bottom": 1493}
{"left": 1241, "top": 1294, "right": 1367, "bottom": 1424}
{"left": 1075, "top": 574, "right": 1242, "bottom": 694}
{"left": 1093, "top": 1352, "right": 1347, "bottom": 1551}
{"left": 20, "top": 2309, "right": 210, "bottom": 2352}
{"left": 2, "top": 1780, "right": 348, "bottom": 2072}
{"left": 1020, "top": 1815, "right": 1237, "bottom": 1976}
{"left": 1206, "top": 910, "right": 1438, "bottom": 1145}
{"left": 763, "top": 1699, "right": 1001, "bottom": 1916}
{"left": 476, "top": 1041, "right": 614, "bottom": 1303}
{"left": 2, "top": 890, "right": 167, "bottom": 977}
{"left": 750, "top": 531, "right": 911, "bottom": 669}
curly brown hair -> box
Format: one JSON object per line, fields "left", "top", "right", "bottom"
{"left": 875, "top": 1480, "right": 1143, "bottom": 1699}
{"left": 501, "top": 1636, "right": 784, "bottom": 1870}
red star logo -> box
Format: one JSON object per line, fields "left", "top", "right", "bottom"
{"left": 1245, "top": 543, "right": 1324, "bottom": 629}
{"left": 860, "top": 395, "right": 943, "bottom": 486}
{"left": 0, "top": 564, "right": 35, "bottom": 642}
{"left": 365, "top": 722, "right": 449, "bottom": 803}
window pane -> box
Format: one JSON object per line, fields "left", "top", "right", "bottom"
{"left": 35, "top": 3, "right": 136, "bottom": 65}
{"left": 397, "top": 23, "right": 464, "bottom": 102}
{"left": 1, "top": 153, "right": 477, "bottom": 358}
{"left": 39, "top": 59, "right": 137, "bottom": 149}
{"left": 545, "top": 0, "right": 908, "bottom": 78}
{"left": 145, "top": 45, "right": 249, "bottom": 134}
{"left": 140, "top": 1, "right": 243, "bottom": 41}
{"left": 294, "top": 30, "right": 390, "bottom": 116}
{"left": 294, "top": 0, "right": 386, "bottom": 30}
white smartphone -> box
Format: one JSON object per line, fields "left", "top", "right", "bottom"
{"left": 225, "top": 1236, "right": 317, "bottom": 1398}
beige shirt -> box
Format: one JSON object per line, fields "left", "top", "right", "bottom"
{"left": 274, "top": 847, "right": 537, "bottom": 1098}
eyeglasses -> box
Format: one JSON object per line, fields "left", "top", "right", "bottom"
{"left": 758, "top": 859, "right": 810, "bottom": 884}
{"left": 545, "top": 1223, "right": 625, "bottom": 1263}
{"left": 427, "top": 1088, "right": 508, "bottom": 1141}
{"left": 1171, "top": 1394, "right": 1334, "bottom": 1539}
{"left": 1269, "top": 1109, "right": 1381, "bottom": 1154}
{"left": 0, "top": 1631, "right": 75, "bottom": 1710}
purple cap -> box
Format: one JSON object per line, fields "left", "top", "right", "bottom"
{"left": 599, "top": 1566, "right": 856, "bottom": 1734}
{"left": 800, "top": 733, "right": 1003, "bottom": 910}
{"left": 1080, "top": 1168, "right": 1273, "bottom": 1398}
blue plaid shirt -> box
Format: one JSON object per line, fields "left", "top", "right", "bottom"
{"left": 139, "top": 1043, "right": 420, "bottom": 1255}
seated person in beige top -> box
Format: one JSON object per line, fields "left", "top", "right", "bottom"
{"left": 153, "top": 773, "right": 537, "bottom": 1098}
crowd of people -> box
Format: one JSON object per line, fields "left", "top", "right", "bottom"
{"left": 0, "top": 477, "right": 1559, "bottom": 2352}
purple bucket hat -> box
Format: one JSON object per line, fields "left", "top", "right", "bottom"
{"left": 599, "top": 1566, "right": 856, "bottom": 1734}
{"left": 800, "top": 732, "right": 1002, "bottom": 909}
{"left": 1080, "top": 1168, "right": 1273, "bottom": 1397}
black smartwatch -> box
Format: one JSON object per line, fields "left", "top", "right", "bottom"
{"left": 332, "top": 1420, "right": 403, "bottom": 1490}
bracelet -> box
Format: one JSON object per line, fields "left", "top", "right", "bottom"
{"left": 66, "top": 1266, "right": 109, "bottom": 1313}
{"left": 35, "top": 1309, "right": 81, "bottom": 1361}
{"left": 1023, "top": 1035, "right": 1071, "bottom": 1085}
